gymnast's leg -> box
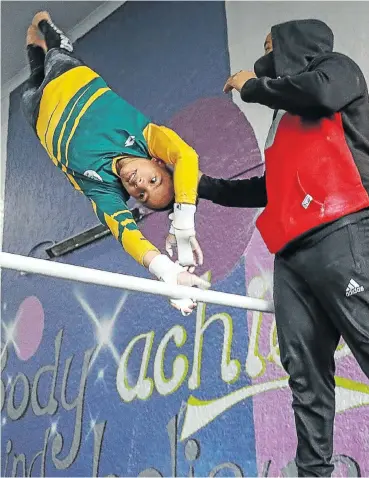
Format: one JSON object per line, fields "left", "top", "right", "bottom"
{"left": 32, "top": 11, "right": 83, "bottom": 81}
{"left": 21, "top": 25, "right": 47, "bottom": 129}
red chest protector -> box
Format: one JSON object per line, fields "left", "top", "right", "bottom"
{"left": 256, "top": 111, "right": 369, "bottom": 253}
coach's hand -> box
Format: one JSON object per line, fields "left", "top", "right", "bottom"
{"left": 223, "top": 70, "right": 256, "bottom": 93}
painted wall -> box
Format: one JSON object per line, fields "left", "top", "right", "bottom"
{"left": 1, "top": 2, "right": 368, "bottom": 477}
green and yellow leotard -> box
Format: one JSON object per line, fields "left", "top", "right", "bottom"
{"left": 36, "top": 65, "right": 198, "bottom": 265}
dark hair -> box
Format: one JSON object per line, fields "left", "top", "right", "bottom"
{"left": 150, "top": 197, "right": 199, "bottom": 213}
{"left": 149, "top": 165, "right": 174, "bottom": 212}
{"left": 151, "top": 162, "right": 199, "bottom": 213}
{"left": 151, "top": 199, "right": 175, "bottom": 213}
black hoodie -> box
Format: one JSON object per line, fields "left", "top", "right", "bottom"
{"left": 199, "top": 19, "right": 369, "bottom": 253}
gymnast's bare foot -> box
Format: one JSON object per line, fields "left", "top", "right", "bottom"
{"left": 32, "top": 11, "right": 52, "bottom": 29}
{"left": 26, "top": 25, "right": 47, "bottom": 52}
{"left": 31, "top": 10, "right": 73, "bottom": 53}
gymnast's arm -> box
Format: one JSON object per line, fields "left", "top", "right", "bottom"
{"left": 143, "top": 123, "right": 198, "bottom": 205}
{"left": 143, "top": 123, "right": 203, "bottom": 267}
{"left": 83, "top": 184, "right": 160, "bottom": 267}
{"left": 197, "top": 172, "right": 267, "bottom": 208}
{"left": 82, "top": 183, "right": 210, "bottom": 303}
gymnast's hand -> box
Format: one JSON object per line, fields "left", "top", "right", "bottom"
{"left": 170, "top": 270, "right": 210, "bottom": 315}
{"left": 148, "top": 254, "right": 210, "bottom": 316}
{"left": 223, "top": 70, "right": 257, "bottom": 93}
{"left": 166, "top": 207, "right": 203, "bottom": 269}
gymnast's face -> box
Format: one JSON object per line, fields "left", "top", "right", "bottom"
{"left": 119, "top": 157, "right": 174, "bottom": 209}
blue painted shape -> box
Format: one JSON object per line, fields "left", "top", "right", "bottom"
{"left": 2, "top": 240, "right": 257, "bottom": 477}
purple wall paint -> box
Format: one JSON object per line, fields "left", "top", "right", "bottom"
{"left": 142, "top": 97, "right": 263, "bottom": 282}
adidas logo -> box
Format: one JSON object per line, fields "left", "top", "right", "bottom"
{"left": 346, "top": 279, "right": 364, "bottom": 297}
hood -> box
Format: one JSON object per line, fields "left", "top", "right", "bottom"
{"left": 270, "top": 19, "right": 334, "bottom": 77}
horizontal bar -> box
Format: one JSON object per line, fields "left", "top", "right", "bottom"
{"left": 0, "top": 252, "right": 274, "bottom": 313}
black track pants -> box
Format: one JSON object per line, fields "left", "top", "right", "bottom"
{"left": 273, "top": 213, "right": 369, "bottom": 477}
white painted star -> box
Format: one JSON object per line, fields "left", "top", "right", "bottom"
{"left": 50, "top": 421, "right": 58, "bottom": 435}
{"left": 84, "top": 405, "right": 100, "bottom": 442}
{"left": 49, "top": 415, "right": 60, "bottom": 436}
{"left": 74, "top": 291, "right": 128, "bottom": 371}
{"left": 2, "top": 320, "right": 20, "bottom": 357}
{"left": 94, "top": 367, "right": 108, "bottom": 389}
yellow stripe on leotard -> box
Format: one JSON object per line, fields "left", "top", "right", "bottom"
{"left": 64, "top": 87, "right": 109, "bottom": 167}
{"left": 56, "top": 86, "right": 93, "bottom": 164}
{"left": 36, "top": 66, "right": 99, "bottom": 157}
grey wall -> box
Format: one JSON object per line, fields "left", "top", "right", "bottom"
{"left": 226, "top": 1, "right": 369, "bottom": 152}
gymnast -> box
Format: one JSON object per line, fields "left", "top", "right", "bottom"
{"left": 21, "top": 12, "right": 209, "bottom": 315}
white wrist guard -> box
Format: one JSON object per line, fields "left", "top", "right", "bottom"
{"left": 149, "top": 254, "right": 183, "bottom": 284}
{"left": 173, "top": 203, "right": 196, "bottom": 230}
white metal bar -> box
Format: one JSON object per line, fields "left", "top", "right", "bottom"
{"left": 0, "top": 252, "right": 274, "bottom": 313}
